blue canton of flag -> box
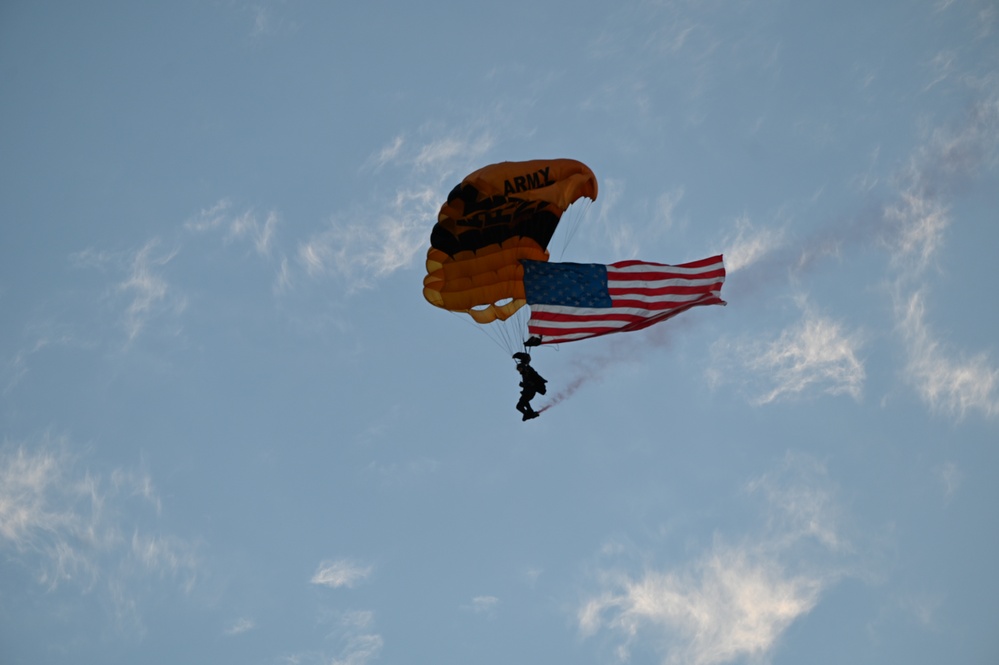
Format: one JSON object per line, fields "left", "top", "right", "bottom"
{"left": 522, "top": 261, "right": 612, "bottom": 308}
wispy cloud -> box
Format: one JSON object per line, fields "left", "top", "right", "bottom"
{"left": 283, "top": 610, "right": 383, "bottom": 665}
{"left": 655, "top": 186, "right": 685, "bottom": 231}
{"left": 118, "top": 240, "right": 185, "bottom": 342}
{"left": 232, "top": 209, "right": 279, "bottom": 256}
{"left": 366, "top": 127, "right": 493, "bottom": 175}
{"left": 183, "top": 198, "right": 233, "bottom": 232}
{"left": 937, "top": 461, "right": 962, "bottom": 498}
{"left": 580, "top": 548, "right": 823, "bottom": 665}
{"left": 225, "top": 617, "right": 256, "bottom": 636}
{"left": 310, "top": 559, "right": 373, "bottom": 589}
{"left": 721, "top": 214, "right": 786, "bottom": 274}
{"left": 413, "top": 134, "right": 492, "bottom": 171}
{"left": 3, "top": 327, "right": 85, "bottom": 395}
{"left": 185, "top": 198, "right": 279, "bottom": 257}
{"left": 297, "top": 187, "right": 437, "bottom": 290}
{"left": 330, "top": 611, "right": 383, "bottom": 665}
{"left": 332, "top": 632, "right": 383, "bottom": 665}
{"left": 923, "top": 49, "right": 958, "bottom": 92}
{"left": 131, "top": 129, "right": 497, "bottom": 303}
{"left": 579, "top": 453, "right": 849, "bottom": 665}
{"left": 365, "top": 135, "right": 405, "bottom": 170}
{"left": 748, "top": 452, "right": 849, "bottom": 552}
{"left": 297, "top": 130, "right": 493, "bottom": 290}
{"left": 0, "top": 437, "right": 200, "bottom": 632}
{"left": 882, "top": 189, "right": 950, "bottom": 275}
{"left": 228, "top": 0, "right": 299, "bottom": 39}
{"left": 591, "top": 178, "right": 639, "bottom": 259}
{"left": 71, "top": 240, "right": 186, "bottom": 343}
{"left": 0, "top": 441, "right": 85, "bottom": 559}
{"left": 895, "top": 289, "right": 999, "bottom": 418}
{"left": 461, "top": 595, "right": 499, "bottom": 615}
{"left": 711, "top": 89, "right": 997, "bottom": 420}
{"left": 711, "top": 298, "right": 865, "bottom": 405}
{"left": 883, "top": 94, "right": 999, "bottom": 420}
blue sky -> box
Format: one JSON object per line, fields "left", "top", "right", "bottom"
{"left": 2, "top": 1, "right": 998, "bottom": 664}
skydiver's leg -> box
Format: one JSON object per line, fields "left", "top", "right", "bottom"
{"left": 519, "top": 389, "right": 540, "bottom": 420}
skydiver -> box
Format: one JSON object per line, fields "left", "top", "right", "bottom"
{"left": 513, "top": 352, "right": 547, "bottom": 421}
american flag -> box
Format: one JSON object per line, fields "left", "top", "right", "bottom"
{"left": 522, "top": 255, "right": 726, "bottom": 345}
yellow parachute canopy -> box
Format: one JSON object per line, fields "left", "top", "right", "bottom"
{"left": 423, "top": 159, "right": 598, "bottom": 323}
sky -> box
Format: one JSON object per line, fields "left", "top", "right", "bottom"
{"left": 1, "top": 1, "right": 998, "bottom": 664}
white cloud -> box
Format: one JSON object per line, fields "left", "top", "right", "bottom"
{"left": 184, "top": 198, "right": 233, "bottom": 233}
{"left": 722, "top": 215, "right": 785, "bottom": 274}
{"left": 283, "top": 610, "right": 382, "bottom": 665}
{"left": 227, "top": 0, "right": 298, "bottom": 39}
{"left": 975, "top": 4, "right": 997, "bottom": 40}
{"left": 0, "top": 438, "right": 199, "bottom": 630}
{"left": 937, "top": 462, "right": 962, "bottom": 498}
{"left": 880, "top": 95, "right": 999, "bottom": 421}
{"left": 413, "top": 134, "right": 492, "bottom": 171}
{"left": 366, "top": 135, "right": 405, "bottom": 170}
{"left": 461, "top": 595, "right": 499, "bottom": 615}
{"left": 580, "top": 454, "right": 846, "bottom": 665}
{"left": 580, "top": 549, "right": 823, "bottom": 665}
{"left": 900, "top": 593, "right": 943, "bottom": 628}
{"left": 712, "top": 300, "right": 865, "bottom": 405}
{"left": 0, "top": 442, "right": 81, "bottom": 555}
{"left": 910, "top": 89, "right": 999, "bottom": 188}
{"left": 365, "top": 127, "right": 492, "bottom": 176}
{"left": 111, "top": 467, "right": 162, "bottom": 514}
{"left": 70, "top": 240, "right": 186, "bottom": 344}
{"left": 923, "top": 49, "right": 958, "bottom": 92}
{"left": 129, "top": 532, "right": 199, "bottom": 592}
{"left": 895, "top": 289, "right": 999, "bottom": 419}
{"left": 250, "top": 5, "right": 271, "bottom": 37}
{"left": 186, "top": 199, "right": 279, "bottom": 257}
{"left": 592, "top": 178, "right": 639, "bottom": 259}
{"left": 274, "top": 256, "right": 294, "bottom": 293}
{"left": 118, "top": 240, "right": 185, "bottom": 342}
{"left": 655, "top": 187, "right": 685, "bottom": 230}
{"left": 4, "top": 331, "right": 79, "bottom": 395}
{"left": 881, "top": 94, "right": 998, "bottom": 279}
{"left": 296, "top": 131, "right": 494, "bottom": 290}
{"left": 310, "top": 559, "right": 373, "bottom": 589}
{"left": 229, "top": 209, "right": 279, "bottom": 256}
{"left": 748, "top": 452, "right": 848, "bottom": 552}
{"left": 332, "top": 632, "right": 384, "bottom": 665}
{"left": 297, "top": 189, "right": 434, "bottom": 290}
{"left": 882, "top": 189, "right": 950, "bottom": 276}
{"left": 524, "top": 566, "right": 543, "bottom": 587}
{"left": 225, "top": 617, "right": 256, "bottom": 636}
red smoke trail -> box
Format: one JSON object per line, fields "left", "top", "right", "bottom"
{"left": 535, "top": 322, "right": 683, "bottom": 412}
{"left": 537, "top": 373, "right": 589, "bottom": 413}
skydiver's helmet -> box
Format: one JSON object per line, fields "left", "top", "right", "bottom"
{"left": 512, "top": 352, "right": 531, "bottom": 364}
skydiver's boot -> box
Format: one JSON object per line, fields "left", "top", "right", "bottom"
{"left": 522, "top": 409, "right": 540, "bottom": 421}
{"left": 525, "top": 336, "right": 542, "bottom": 347}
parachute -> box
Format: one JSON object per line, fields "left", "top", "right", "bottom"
{"left": 423, "top": 159, "right": 598, "bottom": 324}
{"left": 423, "top": 159, "right": 725, "bottom": 355}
